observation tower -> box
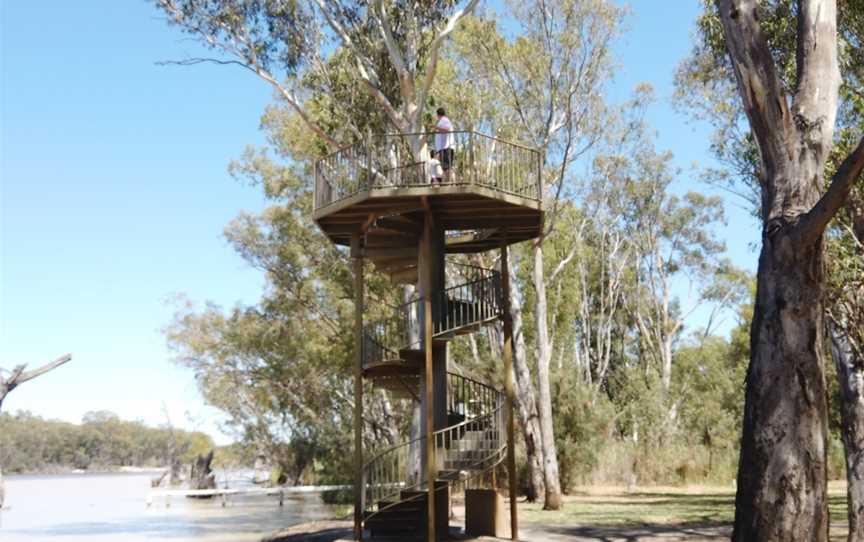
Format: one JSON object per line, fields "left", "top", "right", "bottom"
{"left": 314, "top": 131, "right": 543, "bottom": 540}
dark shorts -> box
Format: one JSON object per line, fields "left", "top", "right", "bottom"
{"left": 438, "top": 148, "right": 454, "bottom": 170}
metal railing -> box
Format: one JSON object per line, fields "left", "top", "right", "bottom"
{"left": 314, "top": 131, "right": 542, "bottom": 212}
{"left": 434, "top": 264, "right": 503, "bottom": 337}
{"left": 360, "top": 266, "right": 503, "bottom": 369}
{"left": 361, "top": 296, "right": 421, "bottom": 369}
{"left": 362, "top": 372, "right": 505, "bottom": 519}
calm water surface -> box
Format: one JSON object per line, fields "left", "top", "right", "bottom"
{"left": 0, "top": 472, "right": 342, "bottom": 541}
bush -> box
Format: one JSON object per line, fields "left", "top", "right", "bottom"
{"left": 321, "top": 487, "right": 353, "bottom": 504}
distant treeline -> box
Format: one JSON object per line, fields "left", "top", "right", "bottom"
{"left": 0, "top": 410, "right": 217, "bottom": 473}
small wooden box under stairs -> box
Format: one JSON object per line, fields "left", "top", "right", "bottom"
{"left": 465, "top": 489, "right": 506, "bottom": 537}
{"left": 365, "top": 482, "right": 448, "bottom": 539}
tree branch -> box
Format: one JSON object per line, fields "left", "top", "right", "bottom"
{"left": 793, "top": 0, "right": 840, "bottom": 149}
{"left": 17, "top": 353, "right": 73, "bottom": 384}
{"left": 311, "top": 0, "right": 405, "bottom": 130}
{"left": 714, "top": 0, "right": 795, "bottom": 172}
{"left": 795, "top": 135, "right": 864, "bottom": 245}
{"left": 372, "top": 0, "right": 412, "bottom": 96}
{"left": 0, "top": 353, "right": 72, "bottom": 410}
{"left": 156, "top": 0, "right": 342, "bottom": 150}
{"left": 416, "top": 0, "right": 480, "bottom": 118}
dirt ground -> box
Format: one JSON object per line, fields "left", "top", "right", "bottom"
{"left": 264, "top": 483, "right": 850, "bottom": 541}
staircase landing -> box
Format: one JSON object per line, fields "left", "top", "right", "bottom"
{"left": 315, "top": 189, "right": 542, "bottom": 253}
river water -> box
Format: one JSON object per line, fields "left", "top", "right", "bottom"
{"left": 0, "top": 472, "right": 343, "bottom": 541}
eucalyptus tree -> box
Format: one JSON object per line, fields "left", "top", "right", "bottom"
{"left": 677, "top": 1, "right": 864, "bottom": 538}
{"left": 155, "top": 0, "right": 479, "bottom": 150}
{"left": 155, "top": 0, "right": 485, "bottom": 489}
{"left": 826, "top": 181, "right": 864, "bottom": 539}
{"left": 674, "top": 1, "right": 864, "bottom": 539}
{"left": 438, "top": 0, "right": 623, "bottom": 509}
{"left": 164, "top": 106, "right": 415, "bottom": 483}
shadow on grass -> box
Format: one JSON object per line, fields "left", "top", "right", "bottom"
{"left": 525, "top": 523, "right": 730, "bottom": 542}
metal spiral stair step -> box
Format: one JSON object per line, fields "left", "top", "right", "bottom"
{"left": 362, "top": 372, "right": 505, "bottom": 534}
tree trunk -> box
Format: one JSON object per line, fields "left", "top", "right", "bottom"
{"left": 829, "top": 321, "right": 864, "bottom": 541}
{"left": 732, "top": 232, "right": 829, "bottom": 541}
{"left": 407, "top": 402, "right": 422, "bottom": 485}
{"left": 189, "top": 450, "right": 217, "bottom": 495}
{"left": 506, "top": 257, "right": 545, "bottom": 502}
{"left": 533, "top": 243, "right": 562, "bottom": 509}
{"left": 714, "top": 1, "right": 864, "bottom": 539}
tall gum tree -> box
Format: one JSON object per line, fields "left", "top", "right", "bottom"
{"left": 826, "top": 186, "right": 864, "bottom": 539}
{"left": 676, "top": 1, "right": 864, "bottom": 537}
{"left": 442, "top": 0, "right": 624, "bottom": 509}
{"left": 155, "top": 0, "right": 480, "bottom": 150}
{"left": 710, "top": 1, "right": 864, "bottom": 539}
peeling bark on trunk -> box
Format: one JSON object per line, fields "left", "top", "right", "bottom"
{"left": 733, "top": 233, "right": 830, "bottom": 540}
{"left": 713, "top": 1, "right": 864, "bottom": 539}
{"left": 829, "top": 321, "right": 864, "bottom": 541}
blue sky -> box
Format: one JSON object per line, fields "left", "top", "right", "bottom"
{"left": 0, "top": 1, "right": 759, "bottom": 443}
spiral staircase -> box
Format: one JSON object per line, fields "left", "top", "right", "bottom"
{"left": 313, "top": 130, "right": 543, "bottom": 540}
{"left": 361, "top": 262, "right": 506, "bottom": 537}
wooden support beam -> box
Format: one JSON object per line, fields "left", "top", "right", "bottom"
{"left": 422, "top": 211, "right": 436, "bottom": 542}
{"left": 501, "top": 244, "right": 518, "bottom": 541}
{"left": 351, "top": 235, "right": 365, "bottom": 541}
{"left": 374, "top": 260, "right": 416, "bottom": 274}
{"left": 361, "top": 247, "right": 419, "bottom": 259}
{"left": 389, "top": 267, "right": 419, "bottom": 284}
{"left": 375, "top": 217, "right": 423, "bottom": 235}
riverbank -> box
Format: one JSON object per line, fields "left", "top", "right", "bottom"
{"left": 3, "top": 465, "right": 168, "bottom": 476}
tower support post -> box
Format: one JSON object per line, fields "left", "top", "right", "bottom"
{"left": 418, "top": 209, "right": 449, "bottom": 540}
{"left": 352, "top": 235, "right": 365, "bottom": 540}
{"left": 501, "top": 244, "right": 519, "bottom": 541}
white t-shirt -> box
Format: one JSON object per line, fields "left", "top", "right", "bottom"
{"left": 435, "top": 116, "right": 454, "bottom": 150}
{"left": 427, "top": 157, "right": 444, "bottom": 180}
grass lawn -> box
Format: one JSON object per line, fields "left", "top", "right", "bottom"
{"left": 517, "top": 482, "right": 849, "bottom": 540}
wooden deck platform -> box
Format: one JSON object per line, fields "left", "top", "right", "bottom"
{"left": 314, "top": 187, "right": 542, "bottom": 251}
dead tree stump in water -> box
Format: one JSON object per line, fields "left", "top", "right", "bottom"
{"left": 188, "top": 450, "right": 216, "bottom": 498}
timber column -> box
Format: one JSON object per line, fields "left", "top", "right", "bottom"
{"left": 501, "top": 244, "right": 518, "bottom": 541}
{"left": 418, "top": 210, "right": 448, "bottom": 540}
{"left": 352, "top": 235, "right": 365, "bottom": 540}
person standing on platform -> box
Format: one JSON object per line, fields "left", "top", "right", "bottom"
{"left": 434, "top": 107, "right": 455, "bottom": 182}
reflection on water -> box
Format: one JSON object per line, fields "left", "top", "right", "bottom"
{"left": 0, "top": 472, "right": 342, "bottom": 541}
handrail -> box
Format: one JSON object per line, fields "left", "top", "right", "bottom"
{"left": 362, "top": 371, "right": 505, "bottom": 520}
{"left": 361, "top": 266, "right": 503, "bottom": 369}
{"left": 314, "top": 130, "right": 542, "bottom": 212}
{"left": 359, "top": 370, "right": 501, "bottom": 467}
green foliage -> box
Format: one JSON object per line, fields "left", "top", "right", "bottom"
{"left": 158, "top": 0, "right": 767, "bottom": 493}
{"left": 0, "top": 410, "right": 214, "bottom": 473}
{"left": 553, "top": 374, "right": 616, "bottom": 491}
